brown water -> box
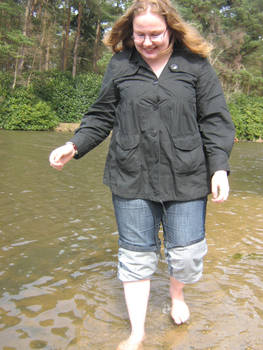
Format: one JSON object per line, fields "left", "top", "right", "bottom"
{"left": 0, "top": 130, "right": 263, "bottom": 350}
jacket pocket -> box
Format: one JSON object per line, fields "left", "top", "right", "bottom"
{"left": 115, "top": 133, "right": 140, "bottom": 174}
{"left": 172, "top": 134, "right": 205, "bottom": 174}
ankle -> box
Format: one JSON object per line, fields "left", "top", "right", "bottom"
{"left": 129, "top": 331, "right": 145, "bottom": 343}
{"left": 170, "top": 277, "right": 185, "bottom": 301}
{"left": 170, "top": 287, "right": 184, "bottom": 302}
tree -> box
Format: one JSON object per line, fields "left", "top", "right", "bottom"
{"left": 0, "top": 0, "right": 34, "bottom": 87}
{"left": 175, "top": 0, "right": 263, "bottom": 95}
{"left": 0, "top": 0, "right": 262, "bottom": 96}
{"left": 72, "top": 0, "right": 83, "bottom": 78}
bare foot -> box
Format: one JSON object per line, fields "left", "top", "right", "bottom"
{"left": 170, "top": 299, "right": 190, "bottom": 325}
{"left": 116, "top": 337, "right": 144, "bottom": 350}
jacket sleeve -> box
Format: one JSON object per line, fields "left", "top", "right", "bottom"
{"left": 196, "top": 59, "right": 235, "bottom": 176}
{"left": 69, "top": 55, "right": 120, "bottom": 159}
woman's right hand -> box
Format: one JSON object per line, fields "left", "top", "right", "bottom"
{"left": 49, "top": 143, "right": 76, "bottom": 171}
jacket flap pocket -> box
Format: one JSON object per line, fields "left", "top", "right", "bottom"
{"left": 116, "top": 133, "right": 140, "bottom": 150}
{"left": 172, "top": 134, "right": 202, "bottom": 151}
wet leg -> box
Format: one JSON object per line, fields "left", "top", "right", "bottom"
{"left": 117, "top": 279, "right": 150, "bottom": 350}
{"left": 170, "top": 277, "right": 190, "bottom": 325}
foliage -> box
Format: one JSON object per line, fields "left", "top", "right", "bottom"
{"left": 74, "top": 73, "right": 103, "bottom": 119}
{"left": 31, "top": 70, "right": 102, "bottom": 122}
{"left": 0, "top": 1, "right": 23, "bottom": 62}
{"left": 0, "top": 70, "right": 103, "bottom": 130}
{"left": 217, "top": 65, "right": 263, "bottom": 97}
{"left": 175, "top": 0, "right": 263, "bottom": 96}
{"left": 0, "top": 0, "right": 127, "bottom": 76}
{"left": 96, "top": 50, "right": 113, "bottom": 73}
{"left": 31, "top": 71, "right": 76, "bottom": 121}
{"left": 0, "top": 72, "right": 13, "bottom": 98}
{"left": 0, "top": 88, "right": 59, "bottom": 131}
{"left": 1, "top": 71, "right": 263, "bottom": 140}
{"left": 228, "top": 94, "right": 263, "bottom": 141}
{"left": 0, "top": 0, "right": 263, "bottom": 137}
{"left": 1, "top": 0, "right": 263, "bottom": 95}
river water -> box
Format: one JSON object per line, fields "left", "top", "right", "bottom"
{"left": 0, "top": 130, "right": 262, "bottom": 350}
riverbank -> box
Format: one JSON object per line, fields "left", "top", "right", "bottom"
{"left": 55, "top": 123, "right": 263, "bottom": 143}
{"left": 55, "top": 123, "right": 80, "bottom": 132}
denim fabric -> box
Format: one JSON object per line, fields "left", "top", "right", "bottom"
{"left": 112, "top": 194, "right": 207, "bottom": 252}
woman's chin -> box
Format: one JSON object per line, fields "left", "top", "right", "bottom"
{"left": 141, "top": 49, "right": 159, "bottom": 60}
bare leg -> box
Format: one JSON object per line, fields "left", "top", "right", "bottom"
{"left": 170, "top": 277, "right": 190, "bottom": 325}
{"left": 117, "top": 279, "right": 150, "bottom": 350}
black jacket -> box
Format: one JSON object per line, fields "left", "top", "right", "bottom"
{"left": 71, "top": 47, "right": 235, "bottom": 202}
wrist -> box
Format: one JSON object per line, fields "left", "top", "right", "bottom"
{"left": 65, "top": 142, "right": 78, "bottom": 156}
{"left": 213, "top": 170, "right": 227, "bottom": 176}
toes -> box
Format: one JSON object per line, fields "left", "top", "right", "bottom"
{"left": 173, "top": 314, "right": 183, "bottom": 325}
{"left": 171, "top": 300, "right": 190, "bottom": 325}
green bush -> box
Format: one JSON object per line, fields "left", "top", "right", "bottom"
{"left": 31, "top": 70, "right": 102, "bottom": 122}
{"left": 228, "top": 94, "right": 263, "bottom": 141}
{"left": 74, "top": 73, "right": 102, "bottom": 119}
{"left": 0, "top": 88, "right": 59, "bottom": 131}
{"left": 97, "top": 51, "right": 112, "bottom": 73}
{"left": 0, "top": 72, "right": 13, "bottom": 103}
{"left": 2, "top": 70, "right": 262, "bottom": 139}
{"left": 31, "top": 71, "right": 75, "bottom": 122}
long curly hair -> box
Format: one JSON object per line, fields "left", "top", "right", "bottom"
{"left": 103, "top": 0, "right": 212, "bottom": 58}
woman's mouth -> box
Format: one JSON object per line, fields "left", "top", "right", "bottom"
{"left": 143, "top": 48, "right": 157, "bottom": 54}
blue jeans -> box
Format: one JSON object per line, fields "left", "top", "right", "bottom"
{"left": 113, "top": 195, "right": 207, "bottom": 251}
{"left": 112, "top": 195, "right": 208, "bottom": 283}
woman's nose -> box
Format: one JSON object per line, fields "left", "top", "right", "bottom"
{"left": 143, "top": 36, "right": 153, "bottom": 46}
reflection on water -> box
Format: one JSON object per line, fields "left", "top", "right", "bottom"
{"left": 0, "top": 131, "right": 263, "bottom": 349}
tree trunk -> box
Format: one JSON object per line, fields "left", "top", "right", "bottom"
{"left": 27, "top": 48, "right": 37, "bottom": 86}
{"left": 45, "top": 31, "right": 51, "bottom": 72}
{"left": 72, "top": 2, "right": 83, "bottom": 78}
{"left": 62, "top": 0, "right": 71, "bottom": 72}
{"left": 17, "top": 0, "right": 32, "bottom": 74}
{"left": 39, "top": 1, "right": 48, "bottom": 71}
{"left": 12, "top": 0, "right": 32, "bottom": 88}
{"left": 93, "top": 18, "right": 101, "bottom": 72}
{"left": 12, "top": 58, "right": 19, "bottom": 89}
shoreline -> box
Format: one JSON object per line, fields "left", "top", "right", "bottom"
{"left": 1, "top": 123, "right": 262, "bottom": 143}
{"left": 54, "top": 124, "right": 263, "bottom": 143}
{"left": 55, "top": 123, "right": 80, "bottom": 132}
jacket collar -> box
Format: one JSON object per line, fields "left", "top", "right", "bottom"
{"left": 129, "top": 48, "right": 149, "bottom": 69}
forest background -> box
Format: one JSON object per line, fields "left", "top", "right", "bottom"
{"left": 0, "top": 0, "right": 263, "bottom": 140}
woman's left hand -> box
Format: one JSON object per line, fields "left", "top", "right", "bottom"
{"left": 211, "top": 170, "right": 229, "bottom": 203}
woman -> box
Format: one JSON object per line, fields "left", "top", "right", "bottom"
{"left": 49, "top": 1, "right": 235, "bottom": 349}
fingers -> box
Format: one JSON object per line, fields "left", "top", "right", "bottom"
{"left": 212, "top": 186, "right": 229, "bottom": 202}
{"left": 211, "top": 170, "right": 229, "bottom": 203}
{"left": 49, "top": 150, "right": 63, "bottom": 170}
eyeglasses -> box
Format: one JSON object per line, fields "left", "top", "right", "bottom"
{"left": 132, "top": 29, "right": 167, "bottom": 43}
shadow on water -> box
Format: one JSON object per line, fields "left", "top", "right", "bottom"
{"left": 0, "top": 131, "right": 262, "bottom": 349}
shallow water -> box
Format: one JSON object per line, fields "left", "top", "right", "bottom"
{"left": 0, "top": 131, "right": 262, "bottom": 350}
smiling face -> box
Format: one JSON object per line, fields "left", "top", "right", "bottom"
{"left": 132, "top": 10, "right": 170, "bottom": 64}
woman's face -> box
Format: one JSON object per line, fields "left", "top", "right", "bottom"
{"left": 133, "top": 11, "right": 170, "bottom": 63}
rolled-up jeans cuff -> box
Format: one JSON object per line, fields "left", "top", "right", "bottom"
{"left": 118, "top": 247, "right": 159, "bottom": 282}
{"left": 119, "top": 240, "right": 158, "bottom": 252}
{"left": 165, "top": 238, "right": 208, "bottom": 284}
